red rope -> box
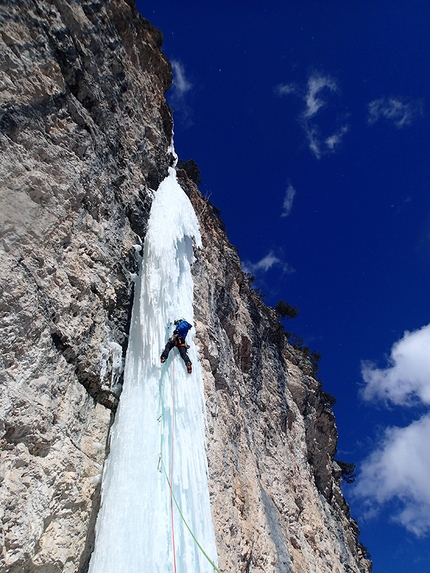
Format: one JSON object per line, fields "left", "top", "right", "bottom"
{"left": 170, "top": 357, "right": 177, "bottom": 573}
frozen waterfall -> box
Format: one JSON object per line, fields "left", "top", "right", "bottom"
{"left": 88, "top": 166, "right": 219, "bottom": 573}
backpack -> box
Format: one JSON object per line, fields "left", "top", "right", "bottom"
{"left": 174, "top": 319, "right": 192, "bottom": 338}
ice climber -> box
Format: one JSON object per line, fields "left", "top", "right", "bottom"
{"left": 160, "top": 318, "right": 193, "bottom": 374}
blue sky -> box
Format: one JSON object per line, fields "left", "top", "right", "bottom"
{"left": 136, "top": 2, "right": 430, "bottom": 571}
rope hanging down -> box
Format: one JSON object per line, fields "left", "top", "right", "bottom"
{"left": 158, "top": 357, "right": 222, "bottom": 573}
{"left": 170, "top": 357, "right": 177, "bottom": 573}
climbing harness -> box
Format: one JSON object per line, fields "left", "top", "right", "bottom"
{"left": 158, "top": 356, "right": 222, "bottom": 573}
{"left": 173, "top": 335, "right": 187, "bottom": 348}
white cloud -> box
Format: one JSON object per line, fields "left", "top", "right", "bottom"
{"left": 301, "top": 72, "right": 349, "bottom": 159}
{"left": 302, "top": 122, "right": 349, "bottom": 160}
{"left": 367, "top": 97, "right": 423, "bottom": 128}
{"left": 304, "top": 125, "right": 322, "bottom": 159}
{"left": 276, "top": 82, "right": 298, "bottom": 96}
{"left": 355, "top": 323, "right": 430, "bottom": 536}
{"left": 325, "top": 125, "right": 349, "bottom": 151}
{"left": 242, "top": 251, "right": 295, "bottom": 276}
{"left": 354, "top": 414, "right": 430, "bottom": 536}
{"left": 361, "top": 324, "right": 430, "bottom": 406}
{"left": 275, "top": 71, "right": 349, "bottom": 159}
{"left": 303, "top": 73, "right": 338, "bottom": 119}
{"left": 302, "top": 73, "right": 349, "bottom": 158}
{"left": 281, "top": 184, "right": 296, "bottom": 218}
{"left": 168, "top": 60, "right": 193, "bottom": 125}
{"left": 171, "top": 60, "right": 192, "bottom": 97}
{"left": 253, "top": 252, "right": 281, "bottom": 272}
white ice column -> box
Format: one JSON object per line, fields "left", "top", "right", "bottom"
{"left": 88, "top": 167, "right": 219, "bottom": 573}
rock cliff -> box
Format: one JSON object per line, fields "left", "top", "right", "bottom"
{"left": 0, "top": 1, "right": 371, "bottom": 572}
{"left": 183, "top": 175, "right": 371, "bottom": 573}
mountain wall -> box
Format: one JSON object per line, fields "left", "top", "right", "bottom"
{"left": 183, "top": 177, "right": 371, "bottom": 573}
{"left": 0, "top": 1, "right": 371, "bottom": 572}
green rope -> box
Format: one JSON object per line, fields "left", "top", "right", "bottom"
{"left": 159, "top": 457, "right": 222, "bottom": 573}
{"left": 158, "top": 359, "right": 222, "bottom": 573}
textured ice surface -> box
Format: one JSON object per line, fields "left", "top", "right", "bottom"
{"left": 88, "top": 167, "right": 218, "bottom": 572}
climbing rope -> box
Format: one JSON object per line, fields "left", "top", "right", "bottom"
{"left": 158, "top": 355, "right": 222, "bottom": 573}
{"left": 170, "top": 356, "right": 177, "bottom": 573}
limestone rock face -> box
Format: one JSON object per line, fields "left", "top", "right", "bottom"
{"left": 0, "top": 0, "right": 172, "bottom": 570}
{"left": 182, "top": 175, "right": 371, "bottom": 573}
{"left": 0, "top": 2, "right": 371, "bottom": 573}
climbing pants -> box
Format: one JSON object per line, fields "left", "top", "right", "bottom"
{"left": 161, "top": 335, "right": 191, "bottom": 368}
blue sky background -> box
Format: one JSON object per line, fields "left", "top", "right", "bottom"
{"left": 136, "top": 2, "right": 430, "bottom": 571}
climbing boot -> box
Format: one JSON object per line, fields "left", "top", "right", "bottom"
{"left": 187, "top": 363, "right": 192, "bottom": 374}
{"left": 160, "top": 357, "right": 166, "bottom": 364}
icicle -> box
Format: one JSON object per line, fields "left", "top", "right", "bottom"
{"left": 88, "top": 165, "right": 218, "bottom": 573}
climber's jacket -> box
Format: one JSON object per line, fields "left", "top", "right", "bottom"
{"left": 173, "top": 319, "right": 192, "bottom": 339}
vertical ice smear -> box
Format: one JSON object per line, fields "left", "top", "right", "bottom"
{"left": 88, "top": 167, "right": 218, "bottom": 573}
